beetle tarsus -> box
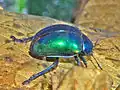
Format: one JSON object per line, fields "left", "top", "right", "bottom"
{"left": 10, "top": 35, "right": 33, "bottom": 43}
{"left": 22, "top": 80, "right": 30, "bottom": 85}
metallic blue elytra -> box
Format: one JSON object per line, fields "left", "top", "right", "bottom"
{"left": 10, "top": 24, "right": 102, "bottom": 85}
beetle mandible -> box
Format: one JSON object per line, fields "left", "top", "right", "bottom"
{"left": 10, "top": 24, "right": 102, "bottom": 85}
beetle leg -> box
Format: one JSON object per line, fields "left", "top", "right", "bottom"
{"left": 78, "top": 55, "right": 87, "bottom": 68}
{"left": 22, "top": 57, "right": 59, "bottom": 85}
{"left": 91, "top": 55, "right": 103, "bottom": 70}
{"left": 10, "top": 35, "right": 33, "bottom": 43}
{"left": 74, "top": 55, "right": 81, "bottom": 66}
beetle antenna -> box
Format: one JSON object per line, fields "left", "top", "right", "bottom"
{"left": 93, "top": 39, "right": 99, "bottom": 48}
{"left": 89, "top": 58, "right": 97, "bottom": 69}
{"left": 91, "top": 54, "right": 103, "bottom": 70}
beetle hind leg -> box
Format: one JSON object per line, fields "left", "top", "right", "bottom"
{"left": 22, "top": 57, "right": 59, "bottom": 85}
{"left": 10, "top": 35, "right": 33, "bottom": 43}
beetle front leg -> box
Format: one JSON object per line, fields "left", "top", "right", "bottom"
{"left": 10, "top": 36, "right": 33, "bottom": 43}
{"left": 22, "top": 57, "right": 59, "bottom": 85}
{"left": 78, "top": 55, "right": 87, "bottom": 68}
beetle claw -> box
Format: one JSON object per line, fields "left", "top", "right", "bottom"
{"left": 22, "top": 80, "right": 30, "bottom": 85}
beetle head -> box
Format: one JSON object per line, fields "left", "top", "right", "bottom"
{"left": 80, "top": 34, "right": 93, "bottom": 56}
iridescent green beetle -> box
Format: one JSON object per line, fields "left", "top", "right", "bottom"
{"left": 10, "top": 24, "right": 102, "bottom": 85}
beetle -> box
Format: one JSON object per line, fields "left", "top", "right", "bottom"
{"left": 10, "top": 24, "right": 102, "bottom": 85}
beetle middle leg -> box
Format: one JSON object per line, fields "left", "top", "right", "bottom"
{"left": 22, "top": 57, "right": 59, "bottom": 85}
{"left": 74, "top": 55, "right": 84, "bottom": 67}
{"left": 10, "top": 36, "right": 33, "bottom": 43}
{"left": 74, "top": 55, "right": 81, "bottom": 66}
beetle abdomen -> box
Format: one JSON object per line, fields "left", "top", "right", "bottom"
{"left": 30, "top": 31, "right": 83, "bottom": 57}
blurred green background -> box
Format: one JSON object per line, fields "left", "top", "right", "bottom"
{"left": 0, "top": 0, "right": 78, "bottom": 22}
